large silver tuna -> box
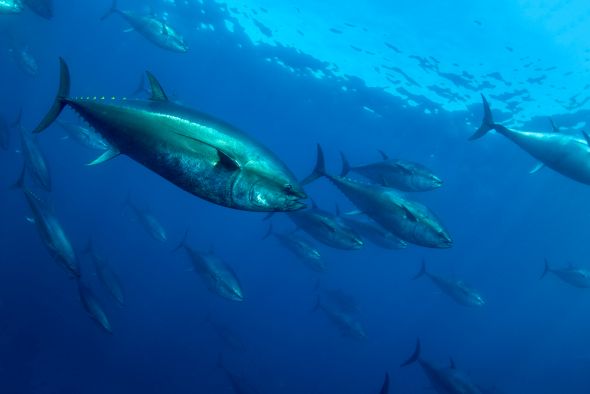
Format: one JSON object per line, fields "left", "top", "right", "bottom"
{"left": 262, "top": 224, "right": 324, "bottom": 272}
{"left": 84, "top": 241, "right": 125, "bottom": 305}
{"left": 413, "top": 261, "right": 485, "bottom": 307}
{"left": 335, "top": 207, "right": 407, "bottom": 250}
{"left": 123, "top": 196, "right": 167, "bottom": 242}
{"left": 0, "top": 0, "right": 23, "bottom": 14}
{"left": 77, "top": 281, "right": 112, "bottom": 334}
{"left": 313, "top": 294, "right": 367, "bottom": 340}
{"left": 341, "top": 151, "right": 442, "bottom": 191}
{"left": 285, "top": 201, "right": 364, "bottom": 250}
{"left": 101, "top": 0, "right": 188, "bottom": 53}
{"left": 402, "top": 339, "right": 484, "bottom": 394}
{"left": 175, "top": 233, "right": 244, "bottom": 302}
{"left": 15, "top": 111, "right": 51, "bottom": 191}
{"left": 303, "top": 145, "right": 452, "bottom": 248}
{"left": 20, "top": 187, "right": 79, "bottom": 278}
{"left": 472, "top": 95, "right": 590, "bottom": 185}
{"left": 541, "top": 259, "right": 590, "bottom": 288}
{"left": 33, "top": 58, "right": 306, "bottom": 212}
{"left": 57, "top": 120, "right": 110, "bottom": 151}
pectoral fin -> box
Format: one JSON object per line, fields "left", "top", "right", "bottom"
{"left": 529, "top": 162, "right": 545, "bottom": 174}
{"left": 216, "top": 149, "right": 240, "bottom": 171}
{"left": 402, "top": 205, "right": 418, "bottom": 222}
{"left": 87, "top": 148, "right": 120, "bottom": 166}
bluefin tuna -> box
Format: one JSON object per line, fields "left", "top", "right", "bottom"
{"left": 122, "top": 196, "right": 167, "bottom": 242}
{"left": 22, "top": 0, "right": 52, "bottom": 19}
{"left": 33, "top": 58, "right": 306, "bottom": 212}
{"left": 401, "top": 339, "right": 484, "bottom": 394}
{"left": 540, "top": 259, "right": 590, "bottom": 288}
{"left": 8, "top": 44, "right": 38, "bottom": 77}
{"left": 472, "top": 95, "right": 590, "bottom": 185}
{"left": 101, "top": 0, "right": 188, "bottom": 53}
{"left": 313, "top": 295, "right": 367, "bottom": 340}
{"left": 413, "top": 260, "right": 485, "bottom": 307}
{"left": 0, "top": 116, "right": 10, "bottom": 150}
{"left": 217, "top": 356, "right": 261, "bottom": 394}
{"left": 20, "top": 187, "right": 79, "bottom": 278}
{"left": 284, "top": 200, "right": 364, "bottom": 250}
{"left": 84, "top": 240, "right": 125, "bottom": 305}
{"left": 0, "top": 0, "right": 23, "bottom": 14}
{"left": 262, "top": 224, "right": 325, "bottom": 272}
{"left": 175, "top": 233, "right": 244, "bottom": 302}
{"left": 341, "top": 151, "right": 442, "bottom": 191}
{"left": 77, "top": 281, "right": 112, "bottom": 334}
{"left": 57, "top": 120, "right": 110, "bottom": 152}
{"left": 206, "top": 315, "right": 247, "bottom": 352}
{"left": 379, "top": 373, "right": 389, "bottom": 394}
{"left": 303, "top": 145, "right": 452, "bottom": 248}
{"left": 336, "top": 206, "right": 407, "bottom": 250}
{"left": 15, "top": 110, "right": 51, "bottom": 191}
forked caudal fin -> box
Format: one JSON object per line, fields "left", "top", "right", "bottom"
{"left": 339, "top": 151, "right": 351, "bottom": 176}
{"left": 261, "top": 223, "right": 274, "bottom": 240}
{"left": 469, "top": 94, "right": 495, "bottom": 141}
{"left": 301, "top": 144, "right": 327, "bottom": 186}
{"left": 100, "top": 0, "right": 119, "bottom": 21}
{"left": 379, "top": 373, "right": 390, "bottom": 394}
{"left": 400, "top": 338, "right": 421, "bottom": 367}
{"left": 172, "top": 229, "right": 190, "bottom": 252}
{"left": 33, "top": 57, "right": 71, "bottom": 134}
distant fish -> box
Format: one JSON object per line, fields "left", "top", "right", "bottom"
{"left": 57, "top": 120, "right": 111, "bottom": 152}
{"left": 22, "top": 0, "right": 52, "bottom": 18}
{"left": 217, "top": 355, "right": 261, "bottom": 394}
{"left": 379, "top": 373, "right": 389, "bottom": 394}
{"left": 262, "top": 224, "right": 325, "bottom": 272}
{"left": 8, "top": 44, "right": 38, "bottom": 77}
{"left": 401, "top": 339, "right": 484, "bottom": 394}
{"left": 303, "top": 145, "right": 452, "bottom": 248}
{"left": 20, "top": 186, "right": 79, "bottom": 278}
{"left": 285, "top": 200, "right": 364, "bottom": 250}
{"left": 540, "top": 258, "right": 590, "bottom": 288}
{"left": 175, "top": 232, "right": 244, "bottom": 302}
{"left": 206, "top": 315, "right": 247, "bottom": 352}
{"left": 340, "top": 151, "right": 442, "bottom": 192}
{"left": 413, "top": 260, "right": 485, "bottom": 307}
{"left": 313, "top": 293, "right": 366, "bottom": 340}
{"left": 14, "top": 110, "right": 51, "bottom": 191}
{"left": 33, "top": 58, "right": 306, "bottom": 212}
{"left": 83, "top": 240, "right": 125, "bottom": 305}
{"left": 122, "top": 196, "right": 167, "bottom": 242}
{"left": 336, "top": 206, "right": 407, "bottom": 250}
{"left": 472, "top": 95, "right": 590, "bottom": 185}
{"left": 101, "top": 0, "right": 188, "bottom": 53}
{"left": 77, "top": 280, "right": 112, "bottom": 333}
{"left": 0, "top": 0, "right": 23, "bottom": 14}
{"left": 0, "top": 116, "right": 11, "bottom": 150}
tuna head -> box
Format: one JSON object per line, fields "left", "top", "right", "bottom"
{"left": 231, "top": 167, "right": 307, "bottom": 212}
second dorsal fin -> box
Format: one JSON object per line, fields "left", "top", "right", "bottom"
{"left": 145, "top": 71, "right": 168, "bottom": 101}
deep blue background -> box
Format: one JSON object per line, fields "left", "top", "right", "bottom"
{"left": 1, "top": 1, "right": 590, "bottom": 393}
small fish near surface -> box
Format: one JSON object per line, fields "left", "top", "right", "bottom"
{"left": 303, "top": 145, "right": 452, "bottom": 249}
{"left": 33, "top": 58, "right": 307, "bottom": 212}
{"left": 175, "top": 232, "right": 244, "bottom": 302}
{"left": 401, "top": 339, "right": 485, "bottom": 394}
{"left": 340, "top": 150, "right": 443, "bottom": 191}
{"left": 262, "top": 224, "right": 325, "bottom": 272}
{"left": 77, "top": 280, "right": 112, "bottom": 334}
{"left": 471, "top": 94, "right": 590, "bottom": 185}
{"left": 83, "top": 240, "right": 125, "bottom": 305}
{"left": 284, "top": 200, "right": 364, "bottom": 250}
{"left": 18, "top": 185, "right": 79, "bottom": 278}
{"left": 0, "top": 0, "right": 23, "bottom": 14}
{"left": 413, "top": 260, "right": 485, "bottom": 307}
{"left": 122, "top": 196, "right": 167, "bottom": 242}
{"left": 540, "top": 258, "right": 590, "bottom": 288}
{"left": 101, "top": 0, "right": 188, "bottom": 53}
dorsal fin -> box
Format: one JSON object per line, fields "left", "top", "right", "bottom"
{"left": 549, "top": 118, "right": 560, "bottom": 133}
{"left": 378, "top": 149, "right": 389, "bottom": 160}
{"left": 145, "top": 71, "right": 168, "bottom": 101}
{"left": 582, "top": 131, "right": 590, "bottom": 146}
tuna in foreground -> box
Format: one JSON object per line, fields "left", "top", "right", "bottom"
{"left": 33, "top": 58, "right": 307, "bottom": 212}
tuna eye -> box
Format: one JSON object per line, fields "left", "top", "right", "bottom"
{"left": 284, "top": 184, "right": 294, "bottom": 194}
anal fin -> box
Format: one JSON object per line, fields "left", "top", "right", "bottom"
{"left": 87, "top": 148, "right": 120, "bottom": 166}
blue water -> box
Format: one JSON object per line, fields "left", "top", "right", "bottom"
{"left": 2, "top": 1, "right": 590, "bottom": 393}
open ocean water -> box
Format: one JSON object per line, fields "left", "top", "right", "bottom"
{"left": 2, "top": 1, "right": 590, "bottom": 393}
